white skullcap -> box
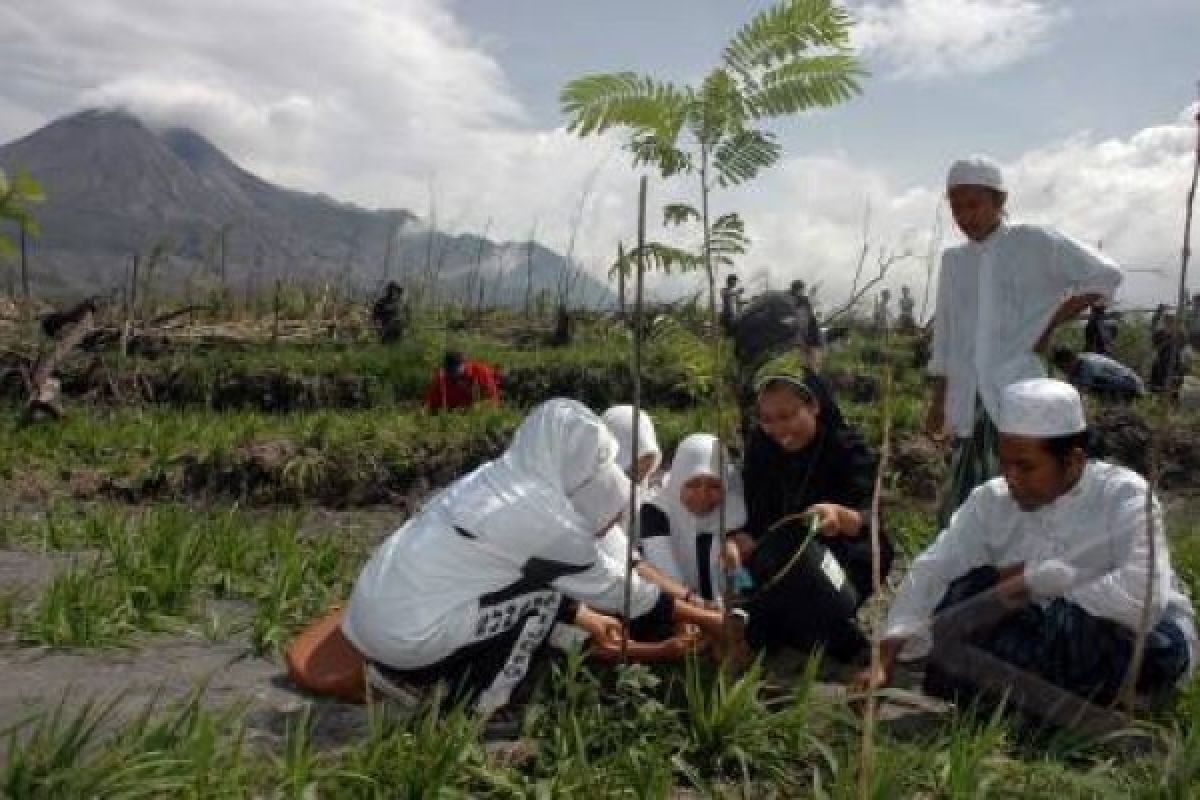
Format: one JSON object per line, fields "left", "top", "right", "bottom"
{"left": 998, "top": 378, "right": 1086, "bottom": 437}
{"left": 947, "top": 155, "right": 1006, "bottom": 192}
{"left": 568, "top": 460, "right": 631, "bottom": 532}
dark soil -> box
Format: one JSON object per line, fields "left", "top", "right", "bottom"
{"left": 1091, "top": 409, "right": 1200, "bottom": 489}
{"left": 891, "top": 435, "right": 947, "bottom": 501}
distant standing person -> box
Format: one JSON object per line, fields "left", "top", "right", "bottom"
{"left": 1148, "top": 318, "right": 1190, "bottom": 396}
{"left": 789, "top": 279, "right": 824, "bottom": 370}
{"left": 897, "top": 285, "right": 917, "bottom": 333}
{"left": 372, "top": 282, "right": 409, "bottom": 344}
{"left": 424, "top": 350, "right": 501, "bottom": 412}
{"left": 873, "top": 289, "right": 892, "bottom": 334}
{"left": 1083, "top": 302, "right": 1112, "bottom": 356}
{"left": 927, "top": 156, "right": 1122, "bottom": 526}
{"left": 720, "top": 274, "right": 745, "bottom": 334}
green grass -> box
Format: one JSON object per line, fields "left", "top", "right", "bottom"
{"left": 5, "top": 505, "right": 366, "bottom": 652}
{"left": 3, "top": 655, "right": 1199, "bottom": 798}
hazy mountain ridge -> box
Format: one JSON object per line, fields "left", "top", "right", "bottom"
{"left": 0, "top": 109, "right": 611, "bottom": 306}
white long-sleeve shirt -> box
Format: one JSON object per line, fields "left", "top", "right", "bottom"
{"left": 344, "top": 399, "right": 661, "bottom": 669}
{"left": 930, "top": 223, "right": 1122, "bottom": 436}
{"left": 884, "top": 461, "right": 1196, "bottom": 679}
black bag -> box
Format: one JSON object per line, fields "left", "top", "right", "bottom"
{"left": 732, "top": 290, "right": 805, "bottom": 369}
{"left": 742, "top": 516, "right": 865, "bottom": 660}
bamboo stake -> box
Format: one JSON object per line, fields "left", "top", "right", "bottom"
{"left": 1166, "top": 90, "right": 1199, "bottom": 391}
{"left": 1116, "top": 90, "right": 1196, "bottom": 712}
{"left": 621, "top": 175, "right": 648, "bottom": 663}
{"left": 859, "top": 358, "right": 893, "bottom": 799}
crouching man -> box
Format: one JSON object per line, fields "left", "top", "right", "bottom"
{"left": 855, "top": 378, "right": 1195, "bottom": 728}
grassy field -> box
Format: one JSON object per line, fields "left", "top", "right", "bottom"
{"left": 2, "top": 313, "right": 1199, "bottom": 798}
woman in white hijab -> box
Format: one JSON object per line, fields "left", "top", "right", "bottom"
{"left": 343, "top": 398, "right": 727, "bottom": 729}
{"left": 601, "top": 405, "right": 663, "bottom": 488}
{"left": 596, "top": 404, "right": 662, "bottom": 565}
{"left": 640, "top": 434, "right": 748, "bottom": 608}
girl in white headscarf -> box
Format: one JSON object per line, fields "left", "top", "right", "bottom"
{"left": 343, "top": 398, "right": 727, "bottom": 724}
{"left": 601, "top": 405, "right": 663, "bottom": 489}
{"left": 640, "top": 434, "right": 748, "bottom": 607}
{"left": 596, "top": 404, "right": 662, "bottom": 565}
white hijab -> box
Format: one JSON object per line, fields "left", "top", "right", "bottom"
{"left": 644, "top": 434, "right": 747, "bottom": 598}
{"left": 597, "top": 405, "right": 663, "bottom": 563}
{"left": 445, "top": 398, "right": 629, "bottom": 543}
{"left": 601, "top": 405, "right": 662, "bottom": 487}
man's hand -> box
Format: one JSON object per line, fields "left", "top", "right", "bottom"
{"left": 996, "top": 563, "right": 1031, "bottom": 608}
{"left": 575, "top": 605, "right": 625, "bottom": 650}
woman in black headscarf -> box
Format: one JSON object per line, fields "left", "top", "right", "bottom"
{"left": 734, "top": 371, "right": 895, "bottom": 663}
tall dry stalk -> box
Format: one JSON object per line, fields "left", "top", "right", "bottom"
{"left": 621, "top": 176, "right": 649, "bottom": 662}
{"left": 859, "top": 359, "right": 893, "bottom": 799}
{"left": 1119, "top": 93, "right": 1198, "bottom": 713}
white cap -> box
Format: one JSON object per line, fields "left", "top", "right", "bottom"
{"left": 568, "top": 460, "right": 631, "bottom": 532}
{"left": 947, "top": 155, "right": 1006, "bottom": 193}
{"left": 998, "top": 378, "right": 1087, "bottom": 437}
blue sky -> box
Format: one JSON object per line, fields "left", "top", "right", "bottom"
{"left": 1, "top": 0, "right": 1198, "bottom": 307}
{"left": 459, "top": 0, "right": 1199, "bottom": 184}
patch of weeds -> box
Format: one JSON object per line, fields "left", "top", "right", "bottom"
{"left": 331, "top": 701, "right": 484, "bottom": 798}
{"left": 18, "top": 561, "right": 133, "bottom": 647}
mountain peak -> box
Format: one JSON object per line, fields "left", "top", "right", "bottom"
{"left": 158, "top": 126, "right": 234, "bottom": 172}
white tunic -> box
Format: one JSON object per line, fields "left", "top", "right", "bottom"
{"left": 884, "top": 461, "right": 1196, "bottom": 679}
{"left": 343, "top": 399, "right": 660, "bottom": 669}
{"left": 929, "top": 223, "right": 1122, "bottom": 436}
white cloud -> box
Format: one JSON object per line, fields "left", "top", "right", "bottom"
{"left": 0, "top": 0, "right": 1190, "bottom": 312}
{"left": 851, "top": 0, "right": 1066, "bottom": 79}
{"left": 727, "top": 105, "right": 1198, "bottom": 315}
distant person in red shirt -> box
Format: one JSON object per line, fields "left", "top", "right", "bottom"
{"left": 423, "top": 350, "right": 501, "bottom": 411}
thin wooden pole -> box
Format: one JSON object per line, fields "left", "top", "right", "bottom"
{"left": 859, "top": 364, "right": 892, "bottom": 799}
{"left": 1166, "top": 90, "right": 1199, "bottom": 390}
{"left": 621, "top": 175, "right": 648, "bottom": 663}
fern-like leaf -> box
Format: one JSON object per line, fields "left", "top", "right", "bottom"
{"left": 709, "top": 213, "right": 750, "bottom": 267}
{"left": 744, "top": 55, "right": 863, "bottom": 118}
{"left": 663, "top": 203, "right": 702, "bottom": 228}
{"left": 714, "top": 129, "right": 781, "bottom": 187}
{"left": 560, "top": 72, "right": 689, "bottom": 138}
{"left": 723, "top": 0, "right": 855, "bottom": 76}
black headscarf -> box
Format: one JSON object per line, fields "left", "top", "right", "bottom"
{"left": 741, "top": 370, "right": 874, "bottom": 540}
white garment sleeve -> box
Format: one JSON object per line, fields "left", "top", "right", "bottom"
{"left": 883, "top": 491, "right": 995, "bottom": 642}
{"left": 928, "top": 254, "right": 952, "bottom": 377}
{"left": 1068, "top": 492, "right": 1170, "bottom": 632}
{"left": 640, "top": 535, "right": 685, "bottom": 585}
{"left": 1050, "top": 230, "right": 1122, "bottom": 302}
{"left": 537, "top": 537, "right": 661, "bottom": 618}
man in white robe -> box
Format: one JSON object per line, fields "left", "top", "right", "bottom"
{"left": 927, "top": 156, "right": 1123, "bottom": 525}
{"left": 856, "top": 380, "right": 1195, "bottom": 726}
